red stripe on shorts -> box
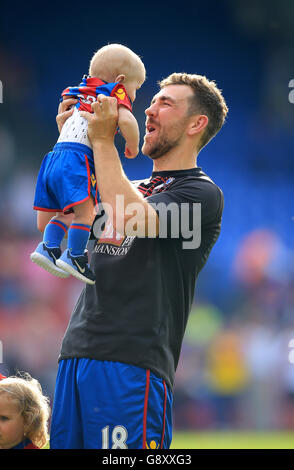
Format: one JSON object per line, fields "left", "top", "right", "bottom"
{"left": 142, "top": 369, "right": 150, "bottom": 449}
{"left": 160, "top": 380, "right": 167, "bottom": 449}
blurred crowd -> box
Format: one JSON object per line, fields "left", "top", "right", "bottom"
{"left": 174, "top": 233, "right": 294, "bottom": 430}
{"left": 1, "top": 0, "right": 294, "bottom": 432}
{"left": 0, "top": 215, "right": 294, "bottom": 431}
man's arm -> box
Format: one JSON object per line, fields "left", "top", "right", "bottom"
{"left": 79, "top": 95, "right": 158, "bottom": 237}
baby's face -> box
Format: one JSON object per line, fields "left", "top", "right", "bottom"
{"left": 124, "top": 79, "right": 143, "bottom": 103}
{"left": 124, "top": 65, "right": 145, "bottom": 103}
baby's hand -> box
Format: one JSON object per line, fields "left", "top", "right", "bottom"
{"left": 56, "top": 97, "right": 78, "bottom": 133}
{"left": 124, "top": 145, "right": 139, "bottom": 159}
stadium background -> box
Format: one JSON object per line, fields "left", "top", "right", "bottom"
{"left": 0, "top": 0, "right": 294, "bottom": 448}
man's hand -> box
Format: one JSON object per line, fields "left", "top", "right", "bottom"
{"left": 79, "top": 94, "right": 118, "bottom": 146}
{"left": 56, "top": 97, "right": 78, "bottom": 133}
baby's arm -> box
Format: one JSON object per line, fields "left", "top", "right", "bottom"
{"left": 118, "top": 106, "right": 140, "bottom": 159}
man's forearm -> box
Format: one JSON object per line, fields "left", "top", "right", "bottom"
{"left": 92, "top": 141, "right": 158, "bottom": 236}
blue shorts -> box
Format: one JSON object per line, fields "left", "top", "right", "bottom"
{"left": 50, "top": 358, "right": 173, "bottom": 449}
{"left": 33, "top": 142, "right": 98, "bottom": 214}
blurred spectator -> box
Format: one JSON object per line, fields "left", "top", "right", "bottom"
{"left": 204, "top": 326, "right": 249, "bottom": 429}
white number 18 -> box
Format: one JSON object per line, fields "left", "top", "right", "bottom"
{"left": 102, "top": 425, "right": 128, "bottom": 449}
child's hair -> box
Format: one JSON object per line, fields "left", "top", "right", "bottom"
{"left": 89, "top": 43, "right": 146, "bottom": 84}
{"left": 0, "top": 373, "right": 51, "bottom": 448}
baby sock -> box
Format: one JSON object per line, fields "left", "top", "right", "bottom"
{"left": 67, "top": 223, "right": 91, "bottom": 257}
{"left": 43, "top": 220, "right": 68, "bottom": 248}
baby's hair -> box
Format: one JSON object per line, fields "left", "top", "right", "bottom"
{"left": 89, "top": 43, "right": 146, "bottom": 85}
{"left": 0, "top": 372, "right": 51, "bottom": 448}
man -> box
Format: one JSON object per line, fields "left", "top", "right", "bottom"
{"left": 50, "top": 73, "right": 228, "bottom": 449}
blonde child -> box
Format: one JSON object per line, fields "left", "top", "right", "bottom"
{"left": 31, "top": 43, "right": 146, "bottom": 285}
{"left": 0, "top": 373, "right": 50, "bottom": 449}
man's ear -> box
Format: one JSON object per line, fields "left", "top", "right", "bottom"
{"left": 115, "top": 74, "right": 126, "bottom": 83}
{"left": 187, "top": 114, "right": 208, "bottom": 136}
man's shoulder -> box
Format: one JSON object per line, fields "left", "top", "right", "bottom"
{"left": 167, "top": 169, "right": 223, "bottom": 199}
{"left": 131, "top": 170, "right": 223, "bottom": 204}
{"left": 131, "top": 170, "right": 218, "bottom": 187}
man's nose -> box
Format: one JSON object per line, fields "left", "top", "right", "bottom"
{"left": 145, "top": 101, "right": 157, "bottom": 116}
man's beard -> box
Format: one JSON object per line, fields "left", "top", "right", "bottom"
{"left": 142, "top": 129, "right": 183, "bottom": 160}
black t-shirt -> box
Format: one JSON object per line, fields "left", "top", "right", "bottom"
{"left": 59, "top": 167, "right": 224, "bottom": 390}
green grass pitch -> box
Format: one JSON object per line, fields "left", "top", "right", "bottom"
{"left": 43, "top": 431, "right": 294, "bottom": 449}
{"left": 170, "top": 431, "right": 294, "bottom": 449}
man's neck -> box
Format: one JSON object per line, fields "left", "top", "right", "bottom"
{"left": 152, "top": 148, "right": 198, "bottom": 172}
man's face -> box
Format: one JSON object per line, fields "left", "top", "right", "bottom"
{"left": 142, "top": 85, "right": 193, "bottom": 159}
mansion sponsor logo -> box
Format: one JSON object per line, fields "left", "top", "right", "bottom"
{"left": 93, "top": 195, "right": 201, "bottom": 250}
{"left": 94, "top": 225, "right": 135, "bottom": 257}
{"left": 94, "top": 214, "right": 136, "bottom": 257}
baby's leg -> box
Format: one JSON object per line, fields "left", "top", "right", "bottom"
{"left": 37, "top": 210, "right": 74, "bottom": 236}
{"left": 55, "top": 198, "right": 96, "bottom": 285}
{"left": 72, "top": 198, "right": 96, "bottom": 226}
{"left": 53, "top": 212, "right": 75, "bottom": 226}
{"left": 42, "top": 212, "right": 74, "bottom": 248}
{"left": 31, "top": 211, "right": 74, "bottom": 279}
{"left": 37, "top": 210, "right": 56, "bottom": 233}
{"left": 67, "top": 198, "right": 96, "bottom": 256}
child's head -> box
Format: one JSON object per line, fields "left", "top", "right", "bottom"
{"left": 0, "top": 373, "right": 50, "bottom": 449}
{"left": 89, "top": 43, "right": 146, "bottom": 102}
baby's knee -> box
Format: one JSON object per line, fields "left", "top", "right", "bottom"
{"left": 37, "top": 217, "right": 48, "bottom": 233}
{"left": 37, "top": 221, "right": 46, "bottom": 233}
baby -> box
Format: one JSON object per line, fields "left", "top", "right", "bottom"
{"left": 31, "top": 44, "right": 146, "bottom": 284}
{"left": 0, "top": 373, "right": 50, "bottom": 449}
